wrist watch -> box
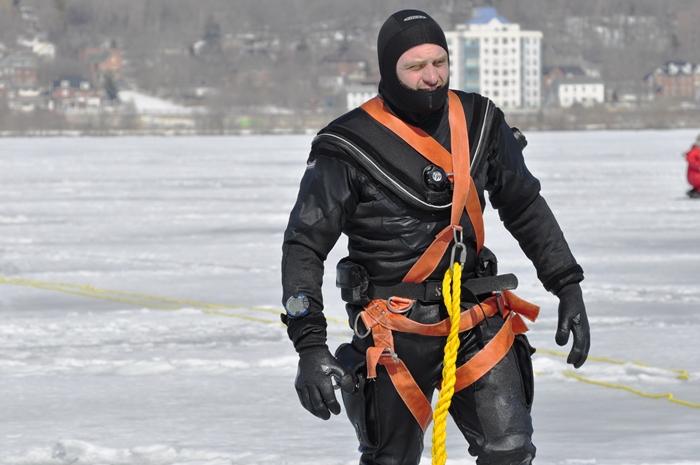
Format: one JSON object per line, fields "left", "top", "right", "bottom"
{"left": 285, "top": 293, "right": 310, "bottom": 318}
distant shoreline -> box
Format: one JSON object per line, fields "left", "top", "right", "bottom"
{"left": 2, "top": 104, "right": 700, "bottom": 137}
{"left": 1, "top": 124, "right": 699, "bottom": 137}
{"left": 0, "top": 101, "right": 700, "bottom": 137}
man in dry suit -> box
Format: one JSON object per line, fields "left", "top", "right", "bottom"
{"left": 281, "top": 9, "right": 590, "bottom": 465}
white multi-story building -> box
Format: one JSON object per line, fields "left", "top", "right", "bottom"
{"left": 445, "top": 7, "right": 542, "bottom": 110}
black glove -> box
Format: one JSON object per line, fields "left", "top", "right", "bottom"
{"left": 555, "top": 283, "right": 590, "bottom": 368}
{"left": 295, "top": 346, "right": 358, "bottom": 420}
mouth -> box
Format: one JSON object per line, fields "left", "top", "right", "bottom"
{"left": 418, "top": 84, "right": 445, "bottom": 92}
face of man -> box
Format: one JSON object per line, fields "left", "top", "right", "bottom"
{"left": 395, "top": 44, "right": 449, "bottom": 92}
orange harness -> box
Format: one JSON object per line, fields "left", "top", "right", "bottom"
{"left": 358, "top": 292, "right": 539, "bottom": 431}
{"left": 358, "top": 92, "right": 540, "bottom": 431}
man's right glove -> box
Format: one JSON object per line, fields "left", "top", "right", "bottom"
{"left": 555, "top": 283, "right": 591, "bottom": 368}
{"left": 295, "top": 346, "right": 357, "bottom": 420}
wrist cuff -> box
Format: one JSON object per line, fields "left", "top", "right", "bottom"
{"left": 281, "top": 312, "right": 328, "bottom": 353}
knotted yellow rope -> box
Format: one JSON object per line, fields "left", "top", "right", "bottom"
{"left": 432, "top": 261, "right": 462, "bottom": 465}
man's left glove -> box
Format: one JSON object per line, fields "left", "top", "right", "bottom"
{"left": 555, "top": 283, "right": 590, "bottom": 368}
{"left": 295, "top": 346, "right": 358, "bottom": 420}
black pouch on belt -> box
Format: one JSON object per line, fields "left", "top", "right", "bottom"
{"left": 336, "top": 258, "right": 370, "bottom": 306}
{"left": 476, "top": 246, "right": 498, "bottom": 278}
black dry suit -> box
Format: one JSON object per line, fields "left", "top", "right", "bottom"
{"left": 281, "top": 91, "right": 583, "bottom": 465}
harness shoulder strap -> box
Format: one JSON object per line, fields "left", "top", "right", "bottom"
{"left": 361, "top": 92, "right": 484, "bottom": 283}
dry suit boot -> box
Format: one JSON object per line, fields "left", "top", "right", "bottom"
{"left": 336, "top": 300, "right": 536, "bottom": 465}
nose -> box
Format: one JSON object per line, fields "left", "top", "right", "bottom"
{"left": 422, "top": 66, "right": 439, "bottom": 87}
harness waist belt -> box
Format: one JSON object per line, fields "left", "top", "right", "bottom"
{"left": 369, "top": 273, "right": 518, "bottom": 302}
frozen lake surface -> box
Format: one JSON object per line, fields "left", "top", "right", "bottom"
{"left": 1, "top": 131, "right": 699, "bottom": 465}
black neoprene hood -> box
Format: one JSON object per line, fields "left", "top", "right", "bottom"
{"left": 377, "top": 9, "right": 449, "bottom": 123}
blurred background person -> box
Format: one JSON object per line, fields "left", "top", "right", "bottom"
{"left": 684, "top": 134, "right": 700, "bottom": 198}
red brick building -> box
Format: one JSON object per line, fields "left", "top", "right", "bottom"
{"left": 645, "top": 61, "right": 700, "bottom": 100}
{"left": 50, "top": 77, "right": 102, "bottom": 111}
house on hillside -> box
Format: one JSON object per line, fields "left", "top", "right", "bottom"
{"left": 17, "top": 36, "right": 56, "bottom": 60}
{"left": 345, "top": 81, "right": 378, "bottom": 111}
{"left": 7, "top": 86, "right": 46, "bottom": 112}
{"left": 49, "top": 77, "right": 102, "bottom": 112}
{"left": 645, "top": 61, "right": 700, "bottom": 100}
{"left": 318, "top": 47, "right": 369, "bottom": 91}
{"left": 0, "top": 52, "right": 38, "bottom": 87}
{"left": 542, "top": 65, "right": 603, "bottom": 106}
{"left": 553, "top": 77, "right": 605, "bottom": 108}
{"left": 81, "top": 45, "right": 124, "bottom": 83}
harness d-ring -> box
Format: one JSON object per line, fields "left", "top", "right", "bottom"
{"left": 353, "top": 312, "right": 372, "bottom": 339}
{"left": 386, "top": 296, "right": 414, "bottom": 314}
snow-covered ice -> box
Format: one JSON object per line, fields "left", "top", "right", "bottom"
{"left": 0, "top": 131, "right": 699, "bottom": 464}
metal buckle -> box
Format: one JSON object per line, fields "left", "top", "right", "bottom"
{"left": 381, "top": 347, "right": 399, "bottom": 362}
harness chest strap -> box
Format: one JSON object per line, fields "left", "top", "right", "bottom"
{"left": 361, "top": 92, "right": 484, "bottom": 284}
{"left": 360, "top": 291, "right": 539, "bottom": 432}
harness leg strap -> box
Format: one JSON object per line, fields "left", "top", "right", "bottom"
{"left": 383, "top": 357, "right": 433, "bottom": 432}
{"left": 454, "top": 315, "right": 515, "bottom": 392}
{"left": 363, "top": 317, "right": 434, "bottom": 431}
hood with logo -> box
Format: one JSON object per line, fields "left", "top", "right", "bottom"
{"left": 377, "top": 9, "right": 449, "bottom": 125}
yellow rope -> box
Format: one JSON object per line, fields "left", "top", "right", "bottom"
{"left": 431, "top": 262, "right": 462, "bottom": 465}
{"left": 562, "top": 370, "right": 700, "bottom": 409}
{"left": 0, "top": 274, "right": 344, "bottom": 326}
{"left": 537, "top": 348, "right": 689, "bottom": 380}
{"left": 3, "top": 274, "right": 699, "bottom": 410}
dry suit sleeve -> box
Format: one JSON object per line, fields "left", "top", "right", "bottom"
{"left": 486, "top": 115, "right": 583, "bottom": 293}
{"left": 281, "top": 151, "right": 359, "bottom": 351}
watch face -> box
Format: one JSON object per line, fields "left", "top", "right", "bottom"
{"left": 285, "top": 294, "right": 310, "bottom": 317}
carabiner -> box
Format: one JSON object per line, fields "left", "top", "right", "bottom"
{"left": 450, "top": 241, "right": 468, "bottom": 266}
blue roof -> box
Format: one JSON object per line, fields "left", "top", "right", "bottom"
{"left": 470, "top": 7, "right": 509, "bottom": 25}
